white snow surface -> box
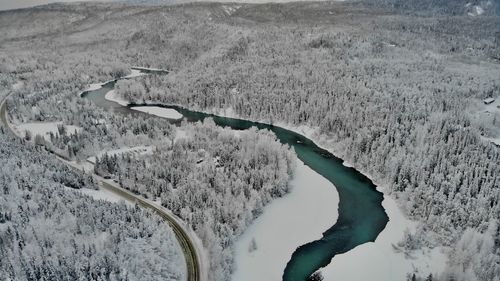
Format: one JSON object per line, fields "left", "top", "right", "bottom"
{"left": 105, "top": 90, "right": 130, "bottom": 106}
{"left": 122, "top": 68, "right": 146, "bottom": 79}
{"left": 471, "top": 97, "right": 500, "bottom": 146}
{"left": 12, "top": 81, "right": 24, "bottom": 90}
{"left": 174, "top": 128, "right": 190, "bottom": 142}
{"left": 204, "top": 107, "right": 449, "bottom": 280}
{"left": 14, "top": 121, "right": 81, "bottom": 141}
{"left": 87, "top": 145, "right": 154, "bottom": 164}
{"left": 485, "top": 137, "right": 500, "bottom": 146}
{"left": 80, "top": 82, "right": 107, "bottom": 96}
{"left": 232, "top": 161, "right": 339, "bottom": 281}
{"left": 131, "top": 106, "right": 183, "bottom": 120}
{"left": 80, "top": 68, "right": 145, "bottom": 97}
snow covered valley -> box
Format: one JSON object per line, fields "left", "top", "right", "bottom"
{"left": 83, "top": 79, "right": 446, "bottom": 281}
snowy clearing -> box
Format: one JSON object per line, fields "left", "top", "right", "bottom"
{"left": 130, "top": 106, "right": 183, "bottom": 120}
{"left": 76, "top": 187, "right": 133, "bottom": 206}
{"left": 105, "top": 89, "right": 130, "bottom": 106}
{"left": 482, "top": 136, "right": 500, "bottom": 146}
{"left": 470, "top": 97, "right": 500, "bottom": 145}
{"left": 205, "top": 107, "right": 449, "bottom": 280}
{"left": 14, "top": 121, "right": 81, "bottom": 141}
{"left": 87, "top": 145, "right": 154, "bottom": 164}
{"left": 232, "top": 161, "right": 339, "bottom": 281}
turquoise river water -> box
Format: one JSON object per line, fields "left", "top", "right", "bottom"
{"left": 82, "top": 75, "right": 389, "bottom": 281}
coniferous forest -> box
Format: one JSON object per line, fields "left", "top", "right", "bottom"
{"left": 0, "top": 1, "right": 499, "bottom": 281}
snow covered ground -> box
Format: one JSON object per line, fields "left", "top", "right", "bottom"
{"left": 105, "top": 89, "right": 130, "bottom": 106}
{"left": 484, "top": 137, "right": 500, "bottom": 146}
{"left": 470, "top": 97, "right": 500, "bottom": 146}
{"left": 87, "top": 145, "right": 154, "bottom": 164}
{"left": 174, "top": 128, "right": 189, "bottom": 142}
{"left": 122, "top": 68, "right": 147, "bottom": 79}
{"left": 132, "top": 66, "right": 168, "bottom": 72}
{"left": 14, "top": 121, "right": 81, "bottom": 141}
{"left": 130, "top": 106, "right": 183, "bottom": 120}
{"left": 104, "top": 90, "right": 185, "bottom": 121}
{"left": 232, "top": 155, "right": 446, "bottom": 281}
{"left": 232, "top": 161, "right": 339, "bottom": 281}
{"left": 12, "top": 81, "right": 24, "bottom": 91}
{"left": 79, "top": 82, "right": 108, "bottom": 97}
{"left": 281, "top": 124, "right": 448, "bottom": 280}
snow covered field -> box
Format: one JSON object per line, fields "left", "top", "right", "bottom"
{"left": 76, "top": 186, "right": 133, "bottom": 206}
{"left": 14, "top": 121, "right": 81, "bottom": 140}
{"left": 130, "top": 106, "right": 183, "bottom": 120}
{"left": 232, "top": 161, "right": 339, "bottom": 281}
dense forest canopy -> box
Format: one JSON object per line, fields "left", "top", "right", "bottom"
{"left": 0, "top": 1, "right": 499, "bottom": 280}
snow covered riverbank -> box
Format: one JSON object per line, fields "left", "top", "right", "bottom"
{"left": 130, "top": 106, "right": 183, "bottom": 120}
{"left": 232, "top": 161, "right": 339, "bottom": 281}
{"left": 88, "top": 93, "right": 449, "bottom": 279}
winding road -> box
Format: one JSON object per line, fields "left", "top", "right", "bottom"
{"left": 0, "top": 93, "right": 203, "bottom": 281}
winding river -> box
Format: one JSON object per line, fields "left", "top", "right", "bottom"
{"left": 81, "top": 74, "right": 389, "bottom": 281}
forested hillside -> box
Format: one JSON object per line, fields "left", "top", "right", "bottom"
{"left": 95, "top": 120, "right": 295, "bottom": 280}
{"left": 0, "top": 92, "right": 185, "bottom": 281}
{"left": 0, "top": 1, "right": 499, "bottom": 280}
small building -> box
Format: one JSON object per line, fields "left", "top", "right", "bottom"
{"left": 483, "top": 98, "right": 495, "bottom": 105}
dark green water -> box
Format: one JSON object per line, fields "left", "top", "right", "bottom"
{"left": 82, "top": 78, "right": 389, "bottom": 281}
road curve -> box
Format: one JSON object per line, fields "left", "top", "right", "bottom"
{"left": 0, "top": 93, "right": 203, "bottom": 281}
